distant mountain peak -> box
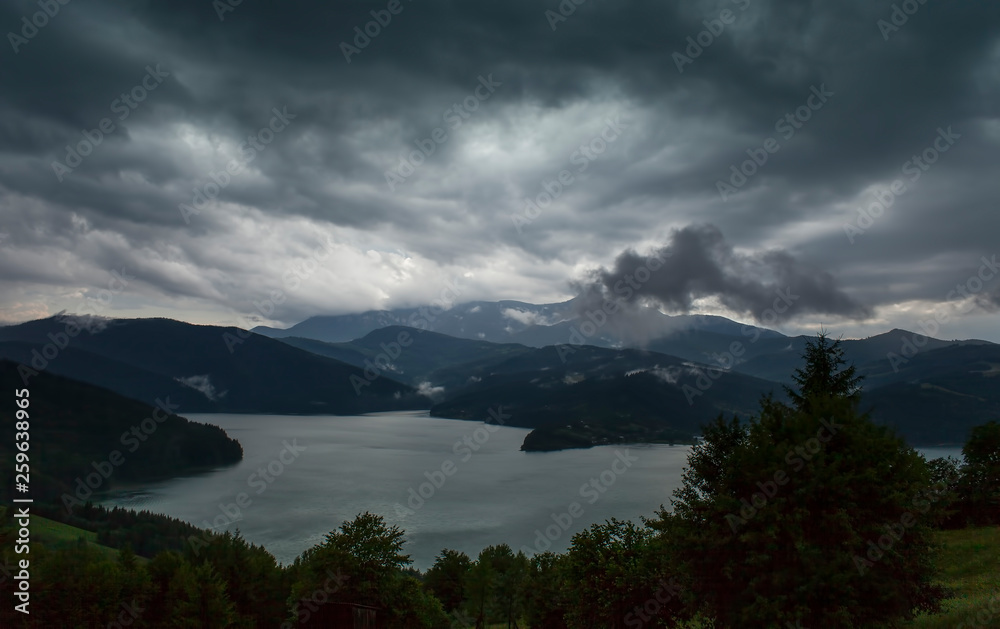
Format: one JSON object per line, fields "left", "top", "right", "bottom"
{"left": 250, "top": 299, "right": 782, "bottom": 348}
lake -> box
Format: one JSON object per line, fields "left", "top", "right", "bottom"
{"left": 99, "top": 412, "right": 966, "bottom": 571}
{"left": 100, "top": 412, "right": 691, "bottom": 570}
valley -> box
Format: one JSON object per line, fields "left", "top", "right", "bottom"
{"left": 3, "top": 301, "right": 993, "bottom": 453}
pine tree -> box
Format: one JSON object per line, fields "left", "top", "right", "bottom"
{"left": 173, "top": 560, "right": 237, "bottom": 628}
{"left": 784, "top": 332, "right": 862, "bottom": 412}
{"left": 651, "top": 334, "right": 946, "bottom": 627}
{"left": 959, "top": 420, "right": 1000, "bottom": 525}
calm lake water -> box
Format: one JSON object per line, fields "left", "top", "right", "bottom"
{"left": 99, "top": 412, "right": 965, "bottom": 571}
{"left": 100, "top": 412, "right": 691, "bottom": 570}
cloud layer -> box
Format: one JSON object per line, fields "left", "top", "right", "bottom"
{"left": 0, "top": 0, "right": 998, "bottom": 340}
{"left": 582, "top": 224, "right": 871, "bottom": 323}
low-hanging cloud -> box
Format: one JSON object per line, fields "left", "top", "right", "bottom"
{"left": 578, "top": 224, "right": 872, "bottom": 323}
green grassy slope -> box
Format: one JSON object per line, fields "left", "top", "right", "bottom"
{"left": 910, "top": 527, "right": 1000, "bottom": 627}
{"left": 30, "top": 515, "right": 121, "bottom": 561}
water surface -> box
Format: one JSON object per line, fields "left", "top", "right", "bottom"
{"left": 101, "top": 412, "right": 690, "bottom": 569}
{"left": 100, "top": 412, "right": 967, "bottom": 570}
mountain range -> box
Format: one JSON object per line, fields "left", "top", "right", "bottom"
{"left": 251, "top": 299, "right": 782, "bottom": 347}
{"left": 1, "top": 301, "right": 997, "bottom": 451}
{"left": 0, "top": 316, "right": 423, "bottom": 415}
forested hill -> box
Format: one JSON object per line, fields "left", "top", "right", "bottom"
{"left": 0, "top": 360, "right": 243, "bottom": 506}
{"left": 0, "top": 315, "right": 424, "bottom": 415}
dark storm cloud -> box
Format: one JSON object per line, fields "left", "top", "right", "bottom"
{"left": 0, "top": 0, "right": 997, "bottom": 333}
{"left": 577, "top": 224, "right": 871, "bottom": 322}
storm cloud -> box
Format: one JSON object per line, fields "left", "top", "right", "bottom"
{"left": 0, "top": 0, "right": 997, "bottom": 340}
{"left": 581, "top": 224, "right": 871, "bottom": 323}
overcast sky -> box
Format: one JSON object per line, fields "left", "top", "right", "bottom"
{"left": 1, "top": 0, "right": 998, "bottom": 341}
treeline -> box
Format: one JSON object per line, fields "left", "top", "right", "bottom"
{"left": 0, "top": 361, "right": 243, "bottom": 506}
{"left": 1, "top": 337, "right": 998, "bottom": 627}
{"left": 63, "top": 504, "right": 216, "bottom": 558}
{"left": 0, "top": 522, "right": 290, "bottom": 628}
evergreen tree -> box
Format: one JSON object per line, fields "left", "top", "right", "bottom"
{"left": 652, "top": 334, "right": 946, "bottom": 627}
{"left": 959, "top": 420, "right": 1000, "bottom": 525}
{"left": 173, "top": 560, "right": 238, "bottom": 628}
{"left": 146, "top": 550, "right": 189, "bottom": 627}
{"left": 183, "top": 530, "right": 290, "bottom": 628}
{"left": 784, "top": 332, "right": 862, "bottom": 412}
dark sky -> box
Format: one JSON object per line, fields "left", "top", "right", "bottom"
{"left": 1, "top": 0, "right": 998, "bottom": 340}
